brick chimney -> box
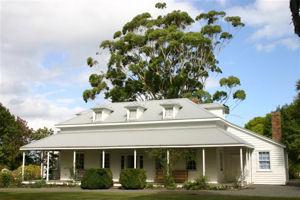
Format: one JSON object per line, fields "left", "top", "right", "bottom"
{"left": 271, "top": 112, "right": 282, "bottom": 143}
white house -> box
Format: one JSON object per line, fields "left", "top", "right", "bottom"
{"left": 20, "top": 98, "right": 288, "bottom": 185}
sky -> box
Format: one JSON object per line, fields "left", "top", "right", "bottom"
{"left": 0, "top": 0, "right": 299, "bottom": 130}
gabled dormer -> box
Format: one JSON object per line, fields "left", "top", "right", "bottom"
{"left": 92, "top": 106, "right": 113, "bottom": 122}
{"left": 125, "top": 104, "right": 146, "bottom": 121}
{"left": 160, "top": 102, "right": 182, "bottom": 119}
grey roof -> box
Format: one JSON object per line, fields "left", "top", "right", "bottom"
{"left": 57, "top": 98, "right": 219, "bottom": 126}
{"left": 21, "top": 127, "right": 252, "bottom": 150}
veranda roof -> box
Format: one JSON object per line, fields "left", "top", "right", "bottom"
{"left": 21, "top": 127, "right": 253, "bottom": 150}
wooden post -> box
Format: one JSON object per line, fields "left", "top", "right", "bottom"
{"left": 134, "top": 149, "right": 137, "bottom": 169}
{"left": 22, "top": 152, "right": 25, "bottom": 181}
{"left": 250, "top": 149, "right": 253, "bottom": 183}
{"left": 102, "top": 150, "right": 105, "bottom": 168}
{"left": 166, "top": 150, "right": 170, "bottom": 175}
{"left": 46, "top": 151, "right": 50, "bottom": 182}
{"left": 73, "top": 151, "right": 76, "bottom": 179}
{"left": 240, "top": 147, "right": 243, "bottom": 185}
{"left": 202, "top": 148, "right": 206, "bottom": 176}
{"left": 40, "top": 151, "right": 43, "bottom": 178}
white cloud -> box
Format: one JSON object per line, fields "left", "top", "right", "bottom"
{"left": 0, "top": 93, "right": 84, "bottom": 129}
{"left": 0, "top": 0, "right": 201, "bottom": 129}
{"left": 227, "top": 0, "right": 299, "bottom": 51}
{"left": 205, "top": 77, "right": 219, "bottom": 89}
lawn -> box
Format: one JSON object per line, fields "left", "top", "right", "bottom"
{"left": 0, "top": 190, "right": 299, "bottom": 200}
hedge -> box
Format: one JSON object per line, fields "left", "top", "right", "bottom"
{"left": 81, "top": 168, "right": 113, "bottom": 189}
{"left": 119, "top": 169, "right": 146, "bottom": 189}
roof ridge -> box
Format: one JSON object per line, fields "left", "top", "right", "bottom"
{"left": 183, "top": 98, "right": 217, "bottom": 118}
{"left": 217, "top": 127, "right": 251, "bottom": 146}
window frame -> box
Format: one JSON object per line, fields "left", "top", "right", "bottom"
{"left": 121, "top": 155, "right": 125, "bottom": 169}
{"left": 139, "top": 155, "right": 144, "bottom": 169}
{"left": 94, "top": 111, "right": 102, "bottom": 121}
{"left": 126, "top": 155, "right": 134, "bottom": 168}
{"left": 128, "top": 109, "right": 137, "bottom": 120}
{"left": 75, "top": 152, "right": 84, "bottom": 170}
{"left": 164, "top": 107, "right": 174, "bottom": 119}
{"left": 186, "top": 159, "right": 197, "bottom": 171}
{"left": 257, "top": 151, "right": 271, "bottom": 171}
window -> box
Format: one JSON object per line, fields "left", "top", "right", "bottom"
{"left": 164, "top": 107, "right": 173, "bottom": 119}
{"left": 155, "top": 159, "right": 163, "bottom": 169}
{"left": 76, "top": 153, "right": 84, "bottom": 170}
{"left": 100, "top": 153, "right": 110, "bottom": 168}
{"left": 139, "top": 156, "right": 144, "bottom": 169}
{"left": 121, "top": 156, "right": 125, "bottom": 169}
{"left": 258, "top": 151, "right": 271, "bottom": 170}
{"left": 186, "top": 159, "right": 196, "bottom": 170}
{"left": 127, "top": 155, "right": 134, "bottom": 168}
{"left": 95, "top": 111, "right": 102, "bottom": 121}
{"left": 128, "top": 109, "right": 137, "bottom": 120}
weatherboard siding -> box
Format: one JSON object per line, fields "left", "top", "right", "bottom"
{"left": 227, "top": 126, "right": 287, "bottom": 185}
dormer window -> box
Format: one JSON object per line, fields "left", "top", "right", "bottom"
{"left": 164, "top": 107, "right": 174, "bottom": 119}
{"left": 92, "top": 106, "right": 113, "bottom": 122}
{"left": 125, "top": 104, "right": 146, "bottom": 121}
{"left": 161, "top": 102, "right": 182, "bottom": 119}
{"left": 94, "top": 111, "right": 102, "bottom": 121}
{"left": 128, "top": 109, "right": 137, "bottom": 120}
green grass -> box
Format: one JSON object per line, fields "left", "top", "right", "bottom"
{"left": 0, "top": 190, "right": 298, "bottom": 200}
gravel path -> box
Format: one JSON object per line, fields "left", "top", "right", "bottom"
{"left": 206, "top": 185, "right": 300, "bottom": 198}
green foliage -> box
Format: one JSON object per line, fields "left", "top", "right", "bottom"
{"left": 83, "top": 2, "right": 245, "bottom": 113}
{"left": 13, "top": 165, "right": 41, "bottom": 181}
{"left": 81, "top": 168, "right": 113, "bottom": 189}
{"left": 0, "top": 104, "right": 52, "bottom": 170}
{"left": 245, "top": 116, "right": 272, "bottom": 136}
{"left": 0, "top": 169, "right": 13, "bottom": 187}
{"left": 30, "top": 127, "right": 54, "bottom": 141}
{"left": 164, "top": 175, "right": 176, "bottom": 189}
{"left": 183, "top": 176, "right": 209, "bottom": 190}
{"left": 145, "top": 182, "right": 154, "bottom": 189}
{"left": 213, "top": 76, "right": 246, "bottom": 111}
{"left": 155, "top": 2, "right": 166, "bottom": 9}
{"left": 245, "top": 80, "right": 300, "bottom": 178}
{"left": 119, "top": 169, "right": 147, "bottom": 189}
{"left": 30, "top": 179, "right": 46, "bottom": 188}
{"left": 147, "top": 148, "right": 196, "bottom": 187}
{"left": 0, "top": 104, "right": 33, "bottom": 169}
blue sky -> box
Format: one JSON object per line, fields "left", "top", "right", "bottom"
{"left": 1, "top": 0, "right": 299, "bottom": 129}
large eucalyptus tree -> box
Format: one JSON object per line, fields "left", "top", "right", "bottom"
{"left": 83, "top": 2, "right": 246, "bottom": 112}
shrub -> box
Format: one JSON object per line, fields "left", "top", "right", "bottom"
{"left": 30, "top": 179, "right": 46, "bottom": 188}
{"left": 119, "top": 169, "right": 147, "bottom": 189}
{"left": 0, "top": 169, "right": 13, "bottom": 187}
{"left": 0, "top": 165, "right": 6, "bottom": 172}
{"left": 183, "top": 176, "right": 209, "bottom": 190}
{"left": 13, "top": 165, "right": 41, "bottom": 181}
{"left": 145, "top": 183, "right": 154, "bottom": 189}
{"left": 81, "top": 168, "right": 113, "bottom": 189}
{"left": 164, "top": 175, "right": 176, "bottom": 189}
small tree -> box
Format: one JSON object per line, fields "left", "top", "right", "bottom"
{"left": 147, "top": 148, "right": 197, "bottom": 187}
{"left": 83, "top": 2, "right": 246, "bottom": 112}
